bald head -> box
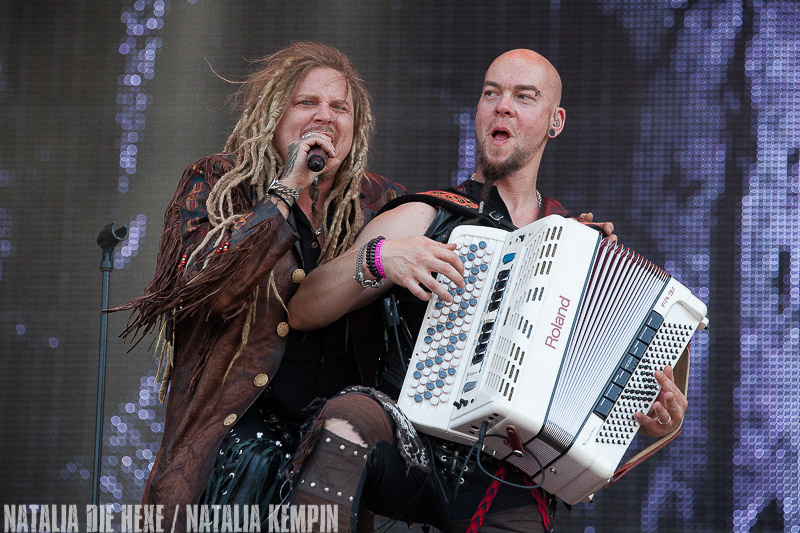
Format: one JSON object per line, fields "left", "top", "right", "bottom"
{"left": 473, "top": 48, "right": 566, "bottom": 185}
{"left": 486, "top": 49, "right": 562, "bottom": 108}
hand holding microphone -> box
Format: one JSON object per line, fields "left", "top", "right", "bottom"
{"left": 307, "top": 145, "right": 327, "bottom": 172}
{"left": 278, "top": 132, "right": 336, "bottom": 194}
{"left": 301, "top": 131, "right": 333, "bottom": 173}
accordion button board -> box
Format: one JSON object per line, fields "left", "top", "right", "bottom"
{"left": 397, "top": 215, "right": 709, "bottom": 505}
{"left": 407, "top": 233, "right": 503, "bottom": 407}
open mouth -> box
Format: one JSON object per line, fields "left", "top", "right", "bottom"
{"left": 490, "top": 127, "right": 511, "bottom": 141}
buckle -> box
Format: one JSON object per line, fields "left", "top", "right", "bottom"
{"left": 353, "top": 271, "right": 383, "bottom": 288}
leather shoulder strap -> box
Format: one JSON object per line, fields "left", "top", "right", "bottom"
{"left": 379, "top": 189, "right": 517, "bottom": 231}
{"left": 379, "top": 190, "right": 479, "bottom": 217}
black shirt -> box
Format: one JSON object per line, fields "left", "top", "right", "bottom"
{"left": 260, "top": 204, "right": 361, "bottom": 425}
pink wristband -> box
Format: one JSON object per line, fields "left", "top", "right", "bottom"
{"left": 374, "top": 238, "right": 386, "bottom": 279}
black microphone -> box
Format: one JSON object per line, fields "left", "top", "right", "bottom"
{"left": 307, "top": 146, "right": 327, "bottom": 172}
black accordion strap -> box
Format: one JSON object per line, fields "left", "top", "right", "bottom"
{"left": 378, "top": 190, "right": 518, "bottom": 232}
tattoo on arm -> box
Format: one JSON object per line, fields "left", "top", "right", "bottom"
{"left": 284, "top": 142, "right": 300, "bottom": 177}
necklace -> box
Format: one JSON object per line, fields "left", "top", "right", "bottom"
{"left": 309, "top": 198, "right": 324, "bottom": 236}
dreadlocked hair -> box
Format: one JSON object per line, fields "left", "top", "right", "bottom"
{"left": 155, "top": 43, "right": 375, "bottom": 391}
{"left": 187, "top": 41, "right": 374, "bottom": 270}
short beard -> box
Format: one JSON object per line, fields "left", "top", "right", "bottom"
{"left": 476, "top": 137, "right": 533, "bottom": 182}
{"left": 472, "top": 137, "right": 536, "bottom": 221}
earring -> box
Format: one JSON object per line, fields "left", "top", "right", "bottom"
{"left": 548, "top": 128, "right": 556, "bottom": 136}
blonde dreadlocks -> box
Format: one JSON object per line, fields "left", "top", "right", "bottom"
{"left": 188, "top": 41, "right": 374, "bottom": 270}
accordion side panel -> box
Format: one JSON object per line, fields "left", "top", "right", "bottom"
{"left": 396, "top": 223, "right": 512, "bottom": 445}
{"left": 549, "top": 280, "right": 707, "bottom": 504}
{"left": 449, "top": 218, "right": 603, "bottom": 449}
{"left": 493, "top": 221, "right": 603, "bottom": 448}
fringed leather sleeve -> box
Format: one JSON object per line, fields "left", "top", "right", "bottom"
{"left": 115, "top": 153, "right": 297, "bottom": 346}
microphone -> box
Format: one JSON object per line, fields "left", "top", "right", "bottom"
{"left": 307, "top": 146, "right": 327, "bottom": 172}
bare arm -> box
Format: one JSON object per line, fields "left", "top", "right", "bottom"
{"left": 288, "top": 202, "right": 465, "bottom": 330}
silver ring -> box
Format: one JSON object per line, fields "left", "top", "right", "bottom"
{"left": 658, "top": 414, "right": 672, "bottom": 426}
{"left": 301, "top": 132, "right": 315, "bottom": 139}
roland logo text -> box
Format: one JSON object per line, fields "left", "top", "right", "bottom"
{"left": 544, "top": 296, "right": 571, "bottom": 349}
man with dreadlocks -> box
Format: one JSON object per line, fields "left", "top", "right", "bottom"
{"left": 287, "top": 49, "right": 689, "bottom": 532}
{"left": 117, "top": 42, "right": 404, "bottom": 525}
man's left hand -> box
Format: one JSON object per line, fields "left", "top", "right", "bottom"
{"left": 576, "top": 212, "right": 617, "bottom": 243}
{"left": 634, "top": 365, "right": 688, "bottom": 437}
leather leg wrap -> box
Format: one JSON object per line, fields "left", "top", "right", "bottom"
{"left": 316, "top": 392, "right": 394, "bottom": 444}
{"left": 294, "top": 429, "right": 370, "bottom": 533}
{"left": 291, "top": 392, "right": 394, "bottom": 478}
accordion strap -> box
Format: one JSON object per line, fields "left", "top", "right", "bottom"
{"left": 379, "top": 189, "right": 478, "bottom": 215}
{"left": 378, "top": 190, "right": 518, "bottom": 231}
{"left": 605, "top": 346, "right": 691, "bottom": 486}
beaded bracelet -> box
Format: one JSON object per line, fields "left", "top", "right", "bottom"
{"left": 374, "top": 238, "right": 386, "bottom": 279}
{"left": 366, "top": 237, "right": 381, "bottom": 279}
{"left": 353, "top": 241, "right": 383, "bottom": 288}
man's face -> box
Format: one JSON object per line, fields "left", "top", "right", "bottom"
{"left": 474, "top": 51, "right": 561, "bottom": 180}
{"left": 274, "top": 66, "right": 355, "bottom": 175}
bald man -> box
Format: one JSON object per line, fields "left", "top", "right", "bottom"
{"left": 288, "top": 50, "right": 687, "bottom": 533}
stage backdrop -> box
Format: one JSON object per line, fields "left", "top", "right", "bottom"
{"left": 0, "top": 1, "right": 797, "bottom": 532}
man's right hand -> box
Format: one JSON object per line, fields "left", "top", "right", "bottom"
{"left": 379, "top": 237, "right": 465, "bottom": 302}
{"left": 288, "top": 201, "right": 452, "bottom": 331}
{"left": 281, "top": 131, "right": 339, "bottom": 191}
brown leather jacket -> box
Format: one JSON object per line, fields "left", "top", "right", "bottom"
{"left": 121, "top": 154, "right": 404, "bottom": 508}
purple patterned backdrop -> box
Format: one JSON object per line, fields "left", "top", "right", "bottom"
{"left": 0, "top": 1, "right": 797, "bottom": 531}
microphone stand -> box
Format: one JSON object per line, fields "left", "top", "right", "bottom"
{"left": 93, "top": 223, "right": 127, "bottom": 506}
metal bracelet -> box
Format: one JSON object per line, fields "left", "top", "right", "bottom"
{"left": 268, "top": 179, "right": 301, "bottom": 201}
{"left": 354, "top": 242, "right": 383, "bottom": 288}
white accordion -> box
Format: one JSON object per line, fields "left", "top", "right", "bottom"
{"left": 396, "top": 215, "right": 709, "bottom": 504}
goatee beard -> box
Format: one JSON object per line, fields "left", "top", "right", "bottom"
{"left": 476, "top": 138, "right": 533, "bottom": 182}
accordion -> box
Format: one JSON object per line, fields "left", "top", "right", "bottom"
{"left": 396, "top": 215, "right": 709, "bottom": 504}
